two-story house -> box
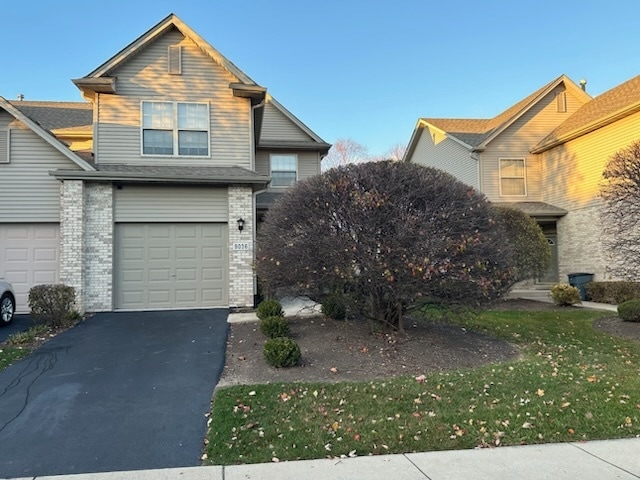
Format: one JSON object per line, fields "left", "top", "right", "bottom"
{"left": 404, "top": 73, "right": 640, "bottom": 284}
{"left": 0, "top": 14, "right": 329, "bottom": 313}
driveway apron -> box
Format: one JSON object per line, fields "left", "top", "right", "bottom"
{"left": 0, "top": 309, "right": 228, "bottom": 478}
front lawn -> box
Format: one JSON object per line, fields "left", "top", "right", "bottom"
{"left": 206, "top": 308, "right": 640, "bottom": 465}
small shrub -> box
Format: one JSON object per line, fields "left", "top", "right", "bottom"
{"left": 586, "top": 281, "right": 640, "bottom": 304}
{"left": 28, "top": 284, "right": 78, "bottom": 327}
{"left": 256, "top": 299, "right": 284, "bottom": 320}
{"left": 322, "top": 294, "right": 347, "bottom": 320}
{"left": 263, "top": 337, "right": 301, "bottom": 368}
{"left": 550, "top": 283, "right": 580, "bottom": 306}
{"left": 617, "top": 299, "right": 640, "bottom": 322}
{"left": 259, "top": 315, "right": 291, "bottom": 338}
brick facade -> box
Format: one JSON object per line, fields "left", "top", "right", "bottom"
{"left": 557, "top": 204, "right": 610, "bottom": 282}
{"left": 84, "top": 183, "right": 113, "bottom": 311}
{"left": 59, "top": 180, "right": 85, "bottom": 313}
{"left": 228, "top": 186, "right": 254, "bottom": 307}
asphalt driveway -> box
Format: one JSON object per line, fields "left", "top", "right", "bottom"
{"left": 0, "top": 309, "right": 228, "bottom": 478}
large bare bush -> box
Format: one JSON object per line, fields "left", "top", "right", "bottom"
{"left": 256, "top": 162, "right": 515, "bottom": 331}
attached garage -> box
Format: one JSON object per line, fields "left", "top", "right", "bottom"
{"left": 0, "top": 224, "right": 59, "bottom": 313}
{"left": 115, "top": 223, "right": 227, "bottom": 309}
{"left": 113, "top": 185, "right": 229, "bottom": 310}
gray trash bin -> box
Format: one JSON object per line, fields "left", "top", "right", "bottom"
{"left": 568, "top": 273, "right": 594, "bottom": 301}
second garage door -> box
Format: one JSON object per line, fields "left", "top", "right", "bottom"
{"left": 115, "top": 223, "right": 227, "bottom": 310}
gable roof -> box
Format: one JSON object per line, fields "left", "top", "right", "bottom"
{"left": 0, "top": 97, "right": 95, "bottom": 171}
{"left": 404, "top": 75, "right": 590, "bottom": 161}
{"left": 532, "top": 74, "right": 640, "bottom": 153}
{"left": 72, "top": 14, "right": 329, "bottom": 153}
{"left": 73, "top": 13, "right": 266, "bottom": 93}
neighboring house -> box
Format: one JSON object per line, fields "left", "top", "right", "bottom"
{"left": 404, "top": 73, "right": 640, "bottom": 284}
{"left": 0, "top": 14, "right": 329, "bottom": 313}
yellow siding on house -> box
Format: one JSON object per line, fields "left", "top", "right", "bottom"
{"left": 0, "top": 113, "right": 80, "bottom": 222}
{"left": 96, "top": 28, "right": 251, "bottom": 167}
{"left": 261, "top": 102, "right": 314, "bottom": 142}
{"left": 255, "top": 150, "right": 320, "bottom": 182}
{"left": 541, "top": 110, "right": 640, "bottom": 211}
{"left": 411, "top": 126, "right": 479, "bottom": 189}
{"left": 480, "top": 85, "right": 578, "bottom": 203}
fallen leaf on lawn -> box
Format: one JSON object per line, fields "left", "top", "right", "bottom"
{"left": 249, "top": 391, "right": 256, "bottom": 396}
{"left": 348, "top": 450, "right": 357, "bottom": 458}
{"left": 201, "top": 454, "right": 208, "bottom": 460}
{"left": 587, "top": 375, "right": 597, "bottom": 383}
{"left": 330, "top": 367, "right": 338, "bottom": 373}
{"left": 353, "top": 434, "right": 361, "bottom": 441}
{"left": 415, "top": 374, "right": 426, "bottom": 383}
{"left": 522, "top": 422, "right": 534, "bottom": 429}
{"left": 561, "top": 402, "right": 571, "bottom": 408}
{"left": 568, "top": 428, "right": 575, "bottom": 434}
{"left": 280, "top": 392, "right": 290, "bottom": 402}
{"left": 331, "top": 422, "right": 340, "bottom": 431}
{"left": 536, "top": 389, "right": 545, "bottom": 397}
{"left": 272, "top": 457, "right": 280, "bottom": 463}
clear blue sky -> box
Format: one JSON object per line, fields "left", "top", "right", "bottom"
{"left": 2, "top": 0, "right": 639, "bottom": 156}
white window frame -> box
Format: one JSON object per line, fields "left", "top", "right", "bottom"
{"left": 269, "top": 154, "right": 298, "bottom": 188}
{"left": 499, "top": 158, "right": 527, "bottom": 197}
{"left": 140, "top": 101, "right": 210, "bottom": 158}
{"left": 0, "top": 128, "right": 10, "bottom": 164}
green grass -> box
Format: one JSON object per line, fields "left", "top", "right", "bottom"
{"left": 0, "top": 346, "right": 30, "bottom": 370}
{"left": 206, "top": 308, "right": 640, "bottom": 465}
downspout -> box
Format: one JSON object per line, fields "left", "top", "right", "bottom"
{"left": 251, "top": 99, "right": 267, "bottom": 305}
{"left": 470, "top": 150, "right": 481, "bottom": 191}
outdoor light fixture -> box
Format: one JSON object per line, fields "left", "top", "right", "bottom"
{"left": 237, "top": 218, "right": 245, "bottom": 231}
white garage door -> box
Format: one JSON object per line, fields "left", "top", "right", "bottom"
{"left": 0, "top": 224, "right": 59, "bottom": 313}
{"left": 115, "top": 223, "right": 227, "bottom": 310}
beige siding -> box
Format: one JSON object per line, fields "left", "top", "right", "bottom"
{"left": 261, "top": 102, "right": 314, "bottom": 141}
{"left": 0, "top": 113, "right": 80, "bottom": 222}
{"left": 480, "top": 85, "right": 577, "bottom": 203}
{"left": 410, "top": 126, "right": 478, "bottom": 189}
{"left": 96, "top": 28, "right": 251, "bottom": 167}
{"left": 0, "top": 125, "right": 7, "bottom": 163}
{"left": 542, "top": 110, "right": 640, "bottom": 210}
{"left": 255, "top": 151, "right": 320, "bottom": 183}
{"left": 114, "top": 185, "right": 228, "bottom": 222}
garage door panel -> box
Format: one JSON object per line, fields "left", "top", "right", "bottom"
{"left": 0, "top": 224, "right": 60, "bottom": 313}
{"left": 115, "top": 223, "right": 227, "bottom": 309}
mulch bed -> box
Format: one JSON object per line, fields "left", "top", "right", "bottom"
{"left": 218, "top": 299, "right": 639, "bottom": 387}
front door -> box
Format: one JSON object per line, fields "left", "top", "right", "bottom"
{"left": 538, "top": 234, "right": 559, "bottom": 283}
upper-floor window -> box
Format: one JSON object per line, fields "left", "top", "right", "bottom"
{"left": 499, "top": 158, "right": 526, "bottom": 196}
{"left": 141, "top": 101, "right": 209, "bottom": 157}
{"left": 270, "top": 154, "right": 297, "bottom": 187}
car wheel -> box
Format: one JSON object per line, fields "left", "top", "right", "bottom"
{"left": 0, "top": 293, "right": 15, "bottom": 326}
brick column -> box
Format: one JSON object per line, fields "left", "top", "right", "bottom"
{"left": 228, "top": 186, "right": 254, "bottom": 307}
{"left": 59, "top": 180, "right": 85, "bottom": 313}
{"left": 84, "top": 183, "right": 113, "bottom": 311}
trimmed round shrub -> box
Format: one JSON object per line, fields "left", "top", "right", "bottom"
{"left": 256, "top": 299, "right": 284, "bottom": 320}
{"left": 617, "top": 299, "right": 640, "bottom": 322}
{"left": 259, "top": 315, "right": 291, "bottom": 338}
{"left": 263, "top": 337, "right": 301, "bottom": 368}
{"left": 321, "top": 294, "right": 347, "bottom": 320}
{"left": 550, "top": 283, "right": 580, "bottom": 306}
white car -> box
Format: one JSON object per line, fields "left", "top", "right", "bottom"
{"left": 0, "top": 279, "right": 16, "bottom": 326}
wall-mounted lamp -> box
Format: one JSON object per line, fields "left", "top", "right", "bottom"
{"left": 237, "top": 218, "right": 245, "bottom": 231}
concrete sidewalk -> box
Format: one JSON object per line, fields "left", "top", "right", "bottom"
{"left": 7, "top": 438, "right": 640, "bottom": 479}
{"left": 508, "top": 288, "right": 619, "bottom": 312}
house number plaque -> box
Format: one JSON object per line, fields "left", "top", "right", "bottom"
{"left": 232, "top": 242, "right": 251, "bottom": 251}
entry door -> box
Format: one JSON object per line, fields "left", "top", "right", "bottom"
{"left": 538, "top": 234, "right": 559, "bottom": 283}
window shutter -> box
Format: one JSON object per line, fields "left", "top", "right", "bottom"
{"left": 0, "top": 128, "right": 8, "bottom": 164}
{"left": 168, "top": 45, "right": 182, "bottom": 75}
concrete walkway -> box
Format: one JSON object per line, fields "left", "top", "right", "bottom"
{"left": 6, "top": 437, "right": 640, "bottom": 479}
{"left": 508, "top": 288, "right": 619, "bottom": 312}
